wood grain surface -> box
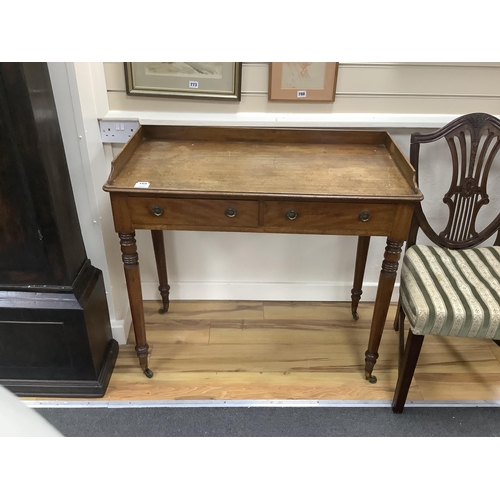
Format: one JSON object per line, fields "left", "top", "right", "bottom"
{"left": 108, "top": 140, "right": 414, "bottom": 198}
{"left": 104, "top": 126, "right": 420, "bottom": 201}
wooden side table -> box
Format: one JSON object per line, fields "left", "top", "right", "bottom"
{"left": 103, "top": 125, "right": 422, "bottom": 382}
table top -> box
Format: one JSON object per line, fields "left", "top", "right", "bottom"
{"left": 104, "top": 125, "right": 422, "bottom": 202}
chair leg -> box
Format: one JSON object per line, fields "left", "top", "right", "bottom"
{"left": 397, "top": 304, "right": 406, "bottom": 372}
{"left": 393, "top": 299, "right": 401, "bottom": 332}
{"left": 392, "top": 330, "right": 424, "bottom": 414}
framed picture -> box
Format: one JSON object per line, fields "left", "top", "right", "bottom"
{"left": 124, "top": 62, "right": 242, "bottom": 101}
{"left": 268, "top": 62, "right": 339, "bottom": 102}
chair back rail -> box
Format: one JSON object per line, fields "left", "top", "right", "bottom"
{"left": 407, "top": 113, "right": 500, "bottom": 250}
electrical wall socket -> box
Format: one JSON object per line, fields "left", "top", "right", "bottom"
{"left": 99, "top": 120, "right": 140, "bottom": 143}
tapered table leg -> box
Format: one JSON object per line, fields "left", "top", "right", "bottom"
{"left": 151, "top": 230, "right": 170, "bottom": 314}
{"left": 351, "top": 236, "right": 370, "bottom": 320}
{"left": 364, "top": 238, "right": 403, "bottom": 383}
{"left": 119, "top": 232, "right": 153, "bottom": 378}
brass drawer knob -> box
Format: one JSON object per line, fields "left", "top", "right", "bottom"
{"left": 359, "top": 211, "right": 371, "bottom": 222}
{"left": 286, "top": 209, "right": 298, "bottom": 221}
{"left": 225, "top": 207, "right": 237, "bottom": 218}
{"left": 151, "top": 206, "right": 164, "bottom": 217}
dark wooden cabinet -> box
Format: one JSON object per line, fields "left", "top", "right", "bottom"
{"left": 0, "top": 62, "right": 118, "bottom": 397}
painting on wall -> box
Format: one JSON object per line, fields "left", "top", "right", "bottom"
{"left": 124, "top": 62, "right": 242, "bottom": 100}
{"left": 268, "top": 62, "right": 339, "bottom": 102}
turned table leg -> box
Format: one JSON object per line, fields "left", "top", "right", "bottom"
{"left": 119, "top": 232, "right": 153, "bottom": 378}
{"left": 351, "top": 235, "right": 370, "bottom": 320}
{"left": 151, "top": 230, "right": 170, "bottom": 314}
{"left": 364, "top": 238, "right": 403, "bottom": 383}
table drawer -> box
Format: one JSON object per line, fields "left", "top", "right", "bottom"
{"left": 128, "top": 197, "right": 260, "bottom": 229}
{"left": 263, "top": 201, "right": 395, "bottom": 235}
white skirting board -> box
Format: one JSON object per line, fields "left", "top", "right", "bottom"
{"left": 110, "top": 308, "right": 132, "bottom": 345}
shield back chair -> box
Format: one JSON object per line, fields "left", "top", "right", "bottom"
{"left": 392, "top": 112, "right": 500, "bottom": 413}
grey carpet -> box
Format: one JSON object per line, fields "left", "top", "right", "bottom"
{"left": 35, "top": 406, "right": 500, "bottom": 437}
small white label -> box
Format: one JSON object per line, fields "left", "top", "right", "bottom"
{"left": 134, "top": 181, "right": 150, "bottom": 188}
{"left": 189, "top": 81, "right": 199, "bottom": 89}
{"left": 297, "top": 90, "right": 307, "bottom": 98}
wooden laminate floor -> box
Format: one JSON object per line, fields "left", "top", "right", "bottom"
{"left": 23, "top": 300, "right": 500, "bottom": 403}
{"left": 93, "top": 300, "right": 500, "bottom": 402}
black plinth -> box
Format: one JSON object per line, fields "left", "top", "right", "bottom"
{"left": 0, "top": 261, "right": 118, "bottom": 397}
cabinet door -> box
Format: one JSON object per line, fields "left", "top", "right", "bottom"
{"left": 0, "top": 79, "right": 51, "bottom": 286}
{"left": 0, "top": 63, "right": 88, "bottom": 288}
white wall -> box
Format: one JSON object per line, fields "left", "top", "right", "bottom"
{"left": 49, "top": 62, "right": 500, "bottom": 344}
{"left": 105, "top": 62, "right": 500, "bottom": 116}
{"left": 49, "top": 63, "right": 130, "bottom": 344}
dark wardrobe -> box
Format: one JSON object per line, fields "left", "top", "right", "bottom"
{"left": 0, "top": 62, "right": 118, "bottom": 396}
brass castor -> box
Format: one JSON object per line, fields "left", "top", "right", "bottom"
{"left": 143, "top": 368, "right": 154, "bottom": 378}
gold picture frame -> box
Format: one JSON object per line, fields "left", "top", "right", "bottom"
{"left": 124, "top": 62, "right": 242, "bottom": 101}
{"left": 268, "top": 62, "right": 339, "bottom": 102}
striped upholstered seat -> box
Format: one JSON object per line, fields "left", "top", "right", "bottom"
{"left": 400, "top": 245, "right": 500, "bottom": 340}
